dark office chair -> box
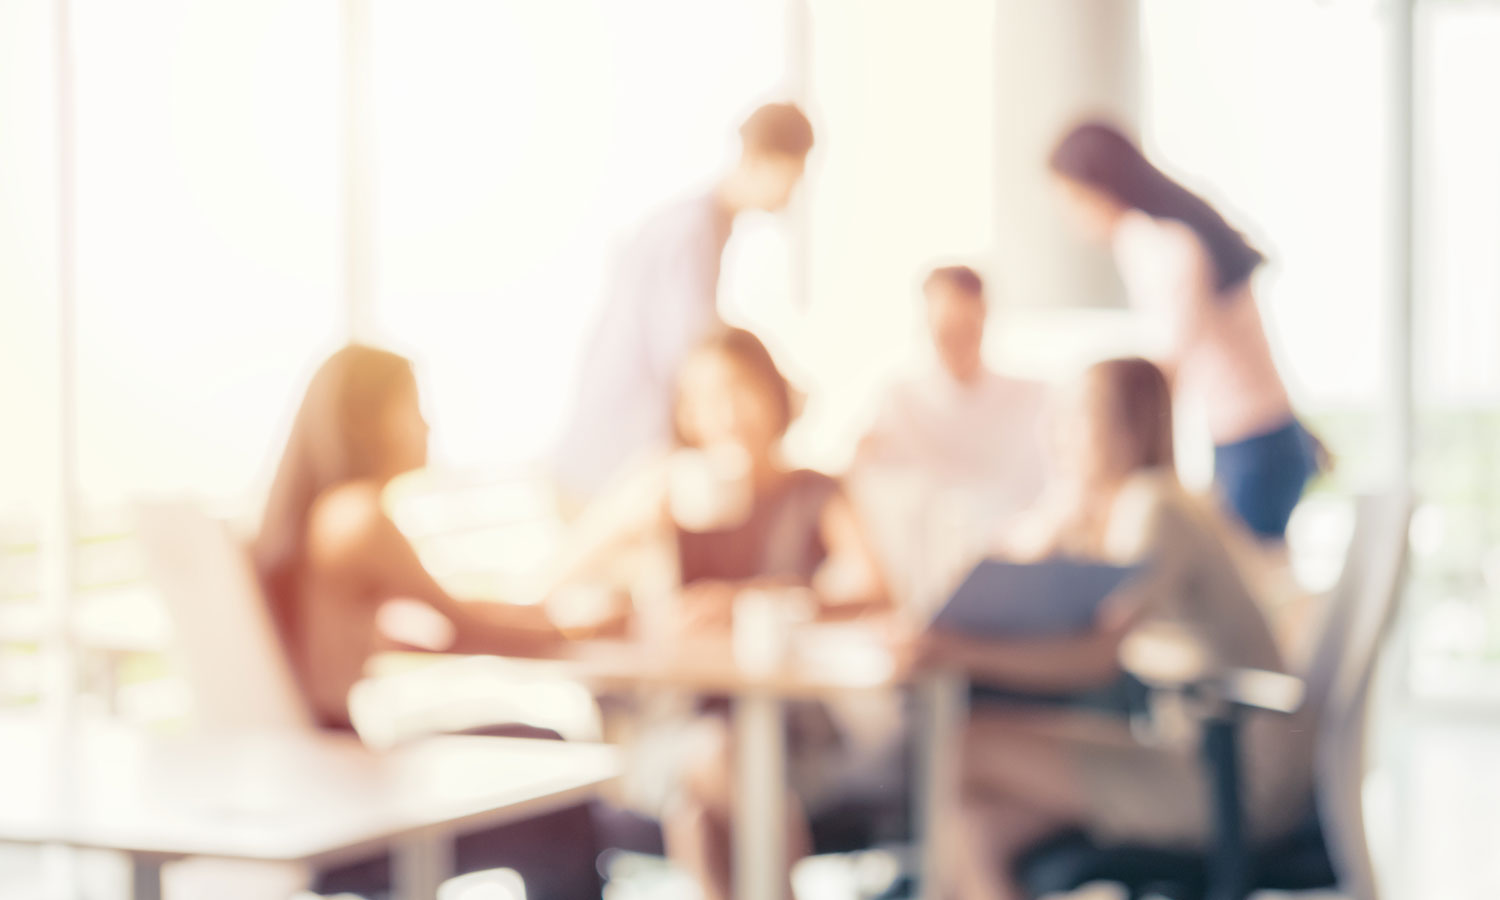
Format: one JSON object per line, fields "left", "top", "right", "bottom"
{"left": 1015, "top": 492, "right": 1413, "bottom": 900}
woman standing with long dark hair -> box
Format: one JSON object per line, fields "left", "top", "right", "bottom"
{"left": 1049, "top": 121, "right": 1322, "bottom": 541}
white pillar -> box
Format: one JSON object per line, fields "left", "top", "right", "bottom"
{"left": 1386, "top": 5, "right": 1419, "bottom": 900}
{"left": 45, "top": 0, "right": 79, "bottom": 736}
{"left": 786, "top": 0, "right": 812, "bottom": 313}
{"left": 732, "top": 691, "right": 787, "bottom": 900}
{"left": 341, "top": 0, "right": 377, "bottom": 343}
{"left": 1387, "top": 0, "right": 1416, "bottom": 490}
{"left": 44, "top": 2, "right": 81, "bottom": 898}
{"left": 992, "top": 0, "right": 1140, "bottom": 308}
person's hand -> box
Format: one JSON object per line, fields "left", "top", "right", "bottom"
{"left": 678, "top": 580, "right": 738, "bottom": 635}
{"left": 546, "top": 585, "right": 633, "bottom": 640}
{"left": 887, "top": 622, "right": 944, "bottom": 675}
{"left": 1096, "top": 591, "right": 1147, "bottom": 639}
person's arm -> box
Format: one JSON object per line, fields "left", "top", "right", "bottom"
{"left": 811, "top": 489, "right": 891, "bottom": 619}
{"left": 922, "top": 479, "right": 1173, "bottom": 690}
{"left": 993, "top": 479, "right": 1080, "bottom": 562}
{"left": 1152, "top": 225, "right": 1218, "bottom": 384}
{"left": 538, "top": 457, "right": 671, "bottom": 600}
{"left": 919, "top": 592, "right": 1142, "bottom": 691}
{"left": 308, "top": 484, "right": 561, "bottom": 658}
{"left": 364, "top": 523, "right": 560, "bottom": 657}
{"left": 1118, "top": 217, "right": 1216, "bottom": 385}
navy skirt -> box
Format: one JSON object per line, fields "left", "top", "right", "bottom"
{"left": 1213, "top": 417, "right": 1319, "bottom": 540}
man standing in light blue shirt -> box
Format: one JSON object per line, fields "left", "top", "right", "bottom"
{"left": 553, "top": 103, "right": 814, "bottom": 504}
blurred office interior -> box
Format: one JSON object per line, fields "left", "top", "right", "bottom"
{"left": 4, "top": 1, "right": 1500, "bottom": 898}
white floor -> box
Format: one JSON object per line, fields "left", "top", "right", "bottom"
{"left": 1367, "top": 715, "right": 1500, "bottom": 900}
{"left": 2, "top": 714, "right": 1497, "bottom": 900}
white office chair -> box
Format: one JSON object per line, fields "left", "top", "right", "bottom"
{"left": 133, "top": 501, "right": 323, "bottom": 899}
{"left": 1305, "top": 491, "right": 1414, "bottom": 900}
{"left": 134, "top": 500, "right": 313, "bottom": 735}
{"left": 1015, "top": 491, "right": 1413, "bottom": 900}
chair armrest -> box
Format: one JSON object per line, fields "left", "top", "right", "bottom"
{"left": 1119, "top": 627, "right": 1296, "bottom": 900}
{"left": 1138, "top": 665, "right": 1306, "bottom": 720}
{"left": 1222, "top": 667, "right": 1304, "bottom": 716}
{"left": 1121, "top": 626, "right": 1305, "bottom": 717}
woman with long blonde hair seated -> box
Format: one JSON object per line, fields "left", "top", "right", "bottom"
{"left": 251, "top": 344, "right": 598, "bottom": 899}
{"left": 917, "top": 358, "right": 1315, "bottom": 900}
{"left": 252, "top": 345, "right": 562, "bottom": 727}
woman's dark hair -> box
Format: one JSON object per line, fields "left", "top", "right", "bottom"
{"left": 674, "top": 328, "right": 794, "bottom": 446}
{"left": 1088, "top": 357, "right": 1176, "bottom": 476}
{"left": 740, "top": 102, "right": 815, "bottom": 160}
{"left": 1050, "top": 121, "right": 1264, "bottom": 293}
{"left": 923, "top": 265, "right": 985, "bottom": 301}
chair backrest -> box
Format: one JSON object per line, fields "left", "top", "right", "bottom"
{"left": 135, "top": 500, "right": 314, "bottom": 734}
{"left": 1302, "top": 492, "right": 1413, "bottom": 900}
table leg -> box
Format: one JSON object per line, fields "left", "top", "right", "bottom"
{"left": 733, "top": 690, "right": 786, "bottom": 900}
{"left": 127, "top": 854, "right": 163, "bottom": 900}
{"left": 916, "top": 673, "right": 967, "bottom": 900}
{"left": 393, "top": 831, "right": 454, "bottom": 900}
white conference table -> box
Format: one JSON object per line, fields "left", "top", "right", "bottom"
{"left": 0, "top": 719, "right": 620, "bottom": 900}
{"left": 426, "top": 627, "right": 968, "bottom": 900}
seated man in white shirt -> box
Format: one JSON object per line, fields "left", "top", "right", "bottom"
{"left": 852, "top": 265, "right": 1051, "bottom": 604}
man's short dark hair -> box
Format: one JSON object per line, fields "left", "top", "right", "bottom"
{"left": 740, "top": 103, "right": 814, "bottom": 159}
{"left": 923, "top": 265, "right": 985, "bottom": 300}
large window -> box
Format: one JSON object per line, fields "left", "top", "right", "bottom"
{"left": 1141, "top": 0, "right": 1393, "bottom": 476}
{"left": 1143, "top": 0, "right": 1500, "bottom": 702}
{"left": 369, "top": 0, "right": 792, "bottom": 471}
{"left": 6, "top": 0, "right": 348, "bottom": 721}
{"left": 71, "top": 0, "right": 344, "bottom": 513}
{"left": 8, "top": 0, "right": 1495, "bottom": 724}
{"left": 0, "top": 1, "right": 61, "bottom": 709}
{"left": 1, "top": 0, "right": 803, "bottom": 723}
{"left": 1407, "top": 1, "right": 1500, "bottom": 703}
{"left": 365, "top": 0, "right": 798, "bottom": 598}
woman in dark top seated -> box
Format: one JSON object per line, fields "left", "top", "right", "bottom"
{"left": 251, "top": 344, "right": 598, "bottom": 899}
{"left": 549, "top": 328, "right": 890, "bottom": 900}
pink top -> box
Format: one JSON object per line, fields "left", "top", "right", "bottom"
{"left": 1113, "top": 211, "right": 1292, "bottom": 444}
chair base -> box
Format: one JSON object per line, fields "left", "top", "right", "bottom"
{"left": 1015, "top": 813, "right": 1337, "bottom": 900}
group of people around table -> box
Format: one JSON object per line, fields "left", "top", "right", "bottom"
{"left": 248, "top": 104, "right": 1327, "bottom": 900}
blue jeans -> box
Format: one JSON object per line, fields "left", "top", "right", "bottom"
{"left": 1213, "top": 418, "right": 1319, "bottom": 540}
